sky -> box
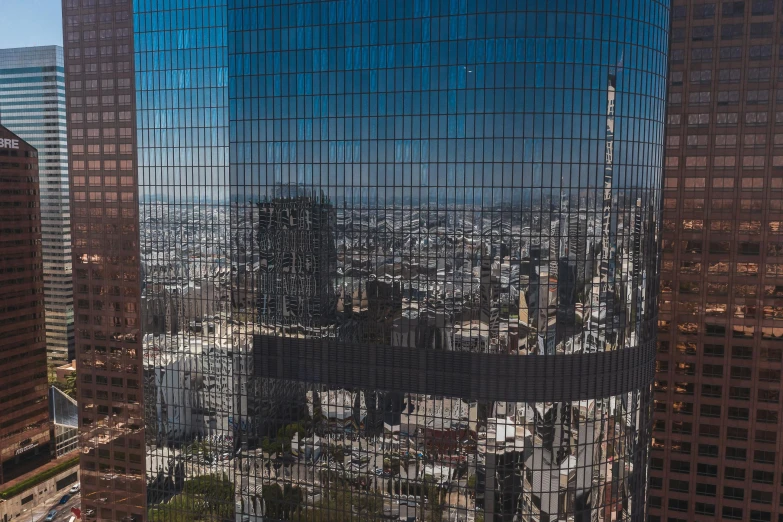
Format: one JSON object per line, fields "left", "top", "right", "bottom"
{"left": 0, "top": 0, "right": 63, "bottom": 49}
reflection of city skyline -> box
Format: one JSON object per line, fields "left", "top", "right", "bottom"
{"left": 139, "top": 166, "right": 659, "bottom": 519}
{"left": 141, "top": 185, "right": 656, "bottom": 357}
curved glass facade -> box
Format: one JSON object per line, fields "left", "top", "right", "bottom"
{"left": 133, "top": 0, "right": 668, "bottom": 521}
{"left": 227, "top": 1, "right": 669, "bottom": 520}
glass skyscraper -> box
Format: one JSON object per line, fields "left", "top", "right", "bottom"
{"left": 0, "top": 46, "right": 74, "bottom": 363}
{"left": 65, "top": 0, "right": 668, "bottom": 520}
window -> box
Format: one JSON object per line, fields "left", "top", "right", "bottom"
{"left": 722, "top": 24, "right": 744, "bottom": 39}
{"left": 689, "top": 91, "right": 711, "bottom": 105}
{"left": 718, "top": 90, "right": 740, "bottom": 104}
{"left": 670, "top": 460, "right": 691, "bottom": 474}
{"left": 727, "top": 426, "right": 748, "bottom": 440}
{"left": 750, "top": 45, "right": 773, "bottom": 59}
{"left": 672, "top": 5, "right": 688, "bottom": 19}
{"left": 690, "top": 70, "right": 712, "bottom": 83}
{"left": 719, "top": 68, "right": 741, "bottom": 82}
{"left": 749, "top": 67, "right": 772, "bottom": 81}
{"left": 725, "top": 467, "right": 746, "bottom": 481}
{"left": 723, "top": 1, "right": 746, "bottom": 17}
{"left": 688, "top": 113, "right": 711, "bottom": 126}
{"left": 754, "top": 450, "right": 775, "bottom": 463}
{"left": 753, "top": 470, "right": 774, "bottom": 484}
{"left": 691, "top": 48, "right": 713, "bottom": 61}
{"left": 694, "top": 26, "right": 715, "bottom": 41}
{"left": 700, "top": 424, "right": 720, "bottom": 437}
{"left": 731, "top": 366, "right": 752, "bottom": 379}
{"left": 745, "top": 134, "right": 767, "bottom": 146}
{"left": 755, "top": 430, "right": 776, "bottom": 444}
{"left": 750, "top": 490, "right": 772, "bottom": 504}
{"left": 726, "top": 447, "right": 747, "bottom": 460}
{"left": 702, "top": 384, "right": 722, "bottom": 397}
{"left": 724, "top": 486, "right": 745, "bottom": 500}
{"left": 749, "top": 511, "right": 770, "bottom": 522}
{"left": 750, "top": 22, "right": 773, "bottom": 37}
{"left": 698, "top": 463, "right": 718, "bottom": 477}
{"left": 715, "top": 134, "right": 737, "bottom": 147}
{"left": 747, "top": 90, "right": 770, "bottom": 104}
{"left": 746, "top": 111, "right": 769, "bottom": 125}
{"left": 716, "top": 112, "right": 738, "bottom": 125}
{"left": 701, "top": 404, "right": 721, "bottom": 417}
{"left": 730, "top": 386, "right": 751, "bottom": 400}
{"left": 751, "top": 0, "right": 774, "bottom": 15}
{"left": 668, "top": 499, "right": 688, "bottom": 512}
{"left": 699, "top": 443, "right": 719, "bottom": 457}
{"left": 695, "top": 3, "right": 717, "bottom": 18}
{"left": 758, "top": 389, "right": 779, "bottom": 403}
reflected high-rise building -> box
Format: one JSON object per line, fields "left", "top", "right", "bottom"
{"left": 64, "top": 0, "right": 667, "bottom": 520}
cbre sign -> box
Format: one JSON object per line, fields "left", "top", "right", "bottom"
{"left": 0, "top": 138, "right": 19, "bottom": 149}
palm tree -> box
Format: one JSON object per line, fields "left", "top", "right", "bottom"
{"left": 64, "top": 371, "right": 77, "bottom": 398}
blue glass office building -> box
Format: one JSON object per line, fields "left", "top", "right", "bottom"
{"left": 70, "top": 0, "right": 667, "bottom": 520}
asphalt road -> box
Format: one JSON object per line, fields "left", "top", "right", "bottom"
{"left": 29, "top": 489, "right": 81, "bottom": 522}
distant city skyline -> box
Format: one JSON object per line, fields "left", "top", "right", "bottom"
{"left": 0, "top": 0, "right": 63, "bottom": 49}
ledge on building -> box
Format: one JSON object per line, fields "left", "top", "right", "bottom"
{"left": 0, "top": 455, "right": 79, "bottom": 501}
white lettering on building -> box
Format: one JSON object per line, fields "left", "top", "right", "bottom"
{"left": 0, "top": 138, "right": 20, "bottom": 149}
{"left": 15, "top": 442, "right": 38, "bottom": 455}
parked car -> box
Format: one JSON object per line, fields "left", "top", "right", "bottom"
{"left": 69, "top": 482, "right": 80, "bottom": 494}
{"left": 59, "top": 494, "right": 70, "bottom": 504}
{"left": 45, "top": 510, "right": 58, "bottom": 521}
{"left": 82, "top": 508, "right": 96, "bottom": 517}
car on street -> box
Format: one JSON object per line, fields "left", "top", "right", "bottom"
{"left": 83, "top": 508, "right": 96, "bottom": 518}
{"left": 60, "top": 494, "right": 70, "bottom": 504}
{"left": 45, "top": 510, "right": 58, "bottom": 521}
{"left": 69, "top": 483, "right": 80, "bottom": 494}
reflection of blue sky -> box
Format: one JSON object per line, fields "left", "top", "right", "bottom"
{"left": 135, "top": 0, "right": 229, "bottom": 202}
{"left": 135, "top": 0, "right": 667, "bottom": 203}
{"left": 228, "top": 0, "right": 668, "bottom": 204}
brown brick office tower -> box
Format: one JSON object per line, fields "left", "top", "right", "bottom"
{"left": 61, "top": 1, "right": 144, "bottom": 520}
{"left": 653, "top": 2, "right": 783, "bottom": 521}
{"left": 0, "top": 125, "right": 51, "bottom": 485}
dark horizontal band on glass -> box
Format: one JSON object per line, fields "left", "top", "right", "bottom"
{"left": 253, "top": 334, "right": 655, "bottom": 402}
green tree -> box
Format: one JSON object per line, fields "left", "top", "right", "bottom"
{"left": 425, "top": 478, "right": 444, "bottom": 522}
{"left": 148, "top": 473, "right": 235, "bottom": 522}
{"left": 64, "top": 371, "right": 77, "bottom": 398}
